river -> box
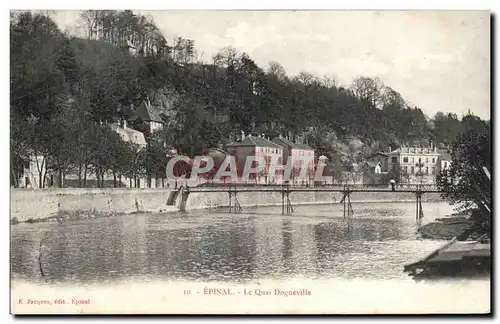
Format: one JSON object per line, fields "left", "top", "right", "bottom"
{"left": 11, "top": 201, "right": 492, "bottom": 314}
{"left": 12, "top": 201, "right": 456, "bottom": 284}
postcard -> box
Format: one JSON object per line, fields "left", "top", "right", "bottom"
{"left": 10, "top": 9, "right": 491, "bottom": 315}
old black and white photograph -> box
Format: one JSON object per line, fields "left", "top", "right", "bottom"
{"left": 9, "top": 8, "right": 491, "bottom": 314}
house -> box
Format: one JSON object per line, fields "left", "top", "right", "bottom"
{"left": 110, "top": 121, "right": 148, "bottom": 187}
{"left": 195, "top": 147, "right": 234, "bottom": 184}
{"left": 361, "top": 161, "right": 383, "bottom": 185}
{"left": 365, "top": 152, "right": 389, "bottom": 172}
{"left": 387, "top": 145, "right": 441, "bottom": 184}
{"left": 16, "top": 155, "right": 51, "bottom": 189}
{"left": 364, "top": 161, "right": 383, "bottom": 174}
{"left": 133, "top": 100, "right": 164, "bottom": 134}
{"left": 272, "top": 136, "right": 315, "bottom": 185}
{"left": 437, "top": 151, "right": 452, "bottom": 174}
{"left": 110, "top": 121, "right": 147, "bottom": 149}
{"left": 226, "top": 134, "right": 284, "bottom": 184}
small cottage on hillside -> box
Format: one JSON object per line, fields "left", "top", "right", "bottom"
{"left": 361, "top": 161, "right": 384, "bottom": 185}
{"left": 366, "top": 152, "right": 389, "bottom": 172}
{"left": 133, "top": 100, "right": 165, "bottom": 134}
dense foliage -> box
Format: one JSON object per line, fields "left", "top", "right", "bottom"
{"left": 10, "top": 11, "right": 489, "bottom": 188}
{"left": 437, "top": 120, "right": 491, "bottom": 229}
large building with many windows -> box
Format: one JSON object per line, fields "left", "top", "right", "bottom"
{"left": 272, "top": 136, "right": 315, "bottom": 185}
{"left": 226, "top": 134, "right": 284, "bottom": 184}
{"left": 387, "top": 146, "right": 440, "bottom": 184}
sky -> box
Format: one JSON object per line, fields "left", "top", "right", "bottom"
{"left": 52, "top": 10, "right": 491, "bottom": 120}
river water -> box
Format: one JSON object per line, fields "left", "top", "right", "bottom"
{"left": 11, "top": 201, "right": 457, "bottom": 285}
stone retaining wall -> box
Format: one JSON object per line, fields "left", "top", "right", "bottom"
{"left": 11, "top": 188, "right": 176, "bottom": 222}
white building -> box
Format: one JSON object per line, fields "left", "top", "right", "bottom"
{"left": 110, "top": 121, "right": 147, "bottom": 148}
{"left": 438, "top": 151, "right": 452, "bottom": 174}
{"left": 110, "top": 121, "right": 148, "bottom": 187}
{"left": 387, "top": 145, "right": 440, "bottom": 184}
{"left": 17, "top": 155, "right": 49, "bottom": 188}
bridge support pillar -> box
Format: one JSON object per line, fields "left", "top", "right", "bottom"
{"left": 415, "top": 188, "right": 424, "bottom": 225}
{"left": 228, "top": 188, "right": 242, "bottom": 213}
{"left": 286, "top": 189, "right": 294, "bottom": 214}
{"left": 281, "top": 186, "right": 294, "bottom": 215}
{"left": 340, "top": 186, "right": 354, "bottom": 218}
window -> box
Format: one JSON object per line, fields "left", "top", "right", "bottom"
{"left": 444, "top": 161, "right": 448, "bottom": 168}
{"left": 403, "top": 157, "right": 408, "bottom": 163}
{"left": 425, "top": 167, "right": 429, "bottom": 175}
{"left": 426, "top": 158, "right": 429, "bottom": 163}
{"left": 404, "top": 166, "right": 408, "bottom": 173}
{"left": 432, "top": 158, "right": 435, "bottom": 163}
{"left": 431, "top": 167, "right": 435, "bottom": 175}
{"left": 391, "top": 157, "right": 397, "bottom": 163}
{"left": 411, "top": 166, "right": 414, "bottom": 174}
{"left": 418, "top": 158, "right": 422, "bottom": 163}
{"left": 411, "top": 157, "right": 414, "bottom": 163}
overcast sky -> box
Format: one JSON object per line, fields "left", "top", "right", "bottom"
{"left": 53, "top": 10, "right": 490, "bottom": 120}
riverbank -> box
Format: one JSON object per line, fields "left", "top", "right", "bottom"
{"left": 418, "top": 213, "right": 473, "bottom": 240}
{"left": 10, "top": 188, "right": 444, "bottom": 224}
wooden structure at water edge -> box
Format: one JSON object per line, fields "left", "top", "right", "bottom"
{"left": 404, "top": 235, "right": 491, "bottom": 280}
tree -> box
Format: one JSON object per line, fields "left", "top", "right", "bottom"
{"left": 10, "top": 114, "right": 33, "bottom": 187}
{"left": 10, "top": 12, "right": 68, "bottom": 122}
{"left": 46, "top": 98, "right": 81, "bottom": 188}
{"left": 384, "top": 164, "right": 401, "bottom": 184}
{"left": 87, "top": 126, "right": 125, "bottom": 188}
{"left": 267, "top": 61, "right": 287, "bottom": 81}
{"left": 350, "top": 76, "right": 384, "bottom": 108}
{"left": 11, "top": 9, "right": 485, "bottom": 192}
{"left": 437, "top": 126, "right": 491, "bottom": 221}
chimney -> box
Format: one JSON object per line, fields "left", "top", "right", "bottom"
{"left": 241, "top": 130, "right": 245, "bottom": 140}
{"left": 123, "top": 120, "right": 127, "bottom": 129}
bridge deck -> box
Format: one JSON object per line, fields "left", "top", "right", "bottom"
{"left": 188, "top": 188, "right": 442, "bottom": 193}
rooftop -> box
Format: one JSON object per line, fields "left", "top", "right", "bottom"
{"left": 227, "top": 135, "right": 283, "bottom": 149}
{"left": 364, "top": 161, "right": 381, "bottom": 168}
{"left": 367, "top": 152, "right": 388, "bottom": 158}
{"left": 439, "top": 152, "right": 452, "bottom": 161}
{"left": 390, "top": 147, "right": 438, "bottom": 154}
{"left": 272, "top": 137, "right": 314, "bottom": 150}
{"left": 110, "top": 123, "right": 147, "bottom": 147}
{"left": 134, "top": 100, "right": 164, "bottom": 123}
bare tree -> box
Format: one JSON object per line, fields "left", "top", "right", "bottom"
{"left": 321, "top": 75, "right": 337, "bottom": 89}
{"left": 294, "top": 71, "right": 317, "bottom": 87}
{"left": 350, "top": 76, "right": 384, "bottom": 108}
{"left": 212, "top": 46, "right": 240, "bottom": 68}
{"left": 267, "top": 61, "right": 287, "bottom": 80}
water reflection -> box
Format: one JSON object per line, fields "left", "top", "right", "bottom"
{"left": 11, "top": 202, "right": 455, "bottom": 284}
